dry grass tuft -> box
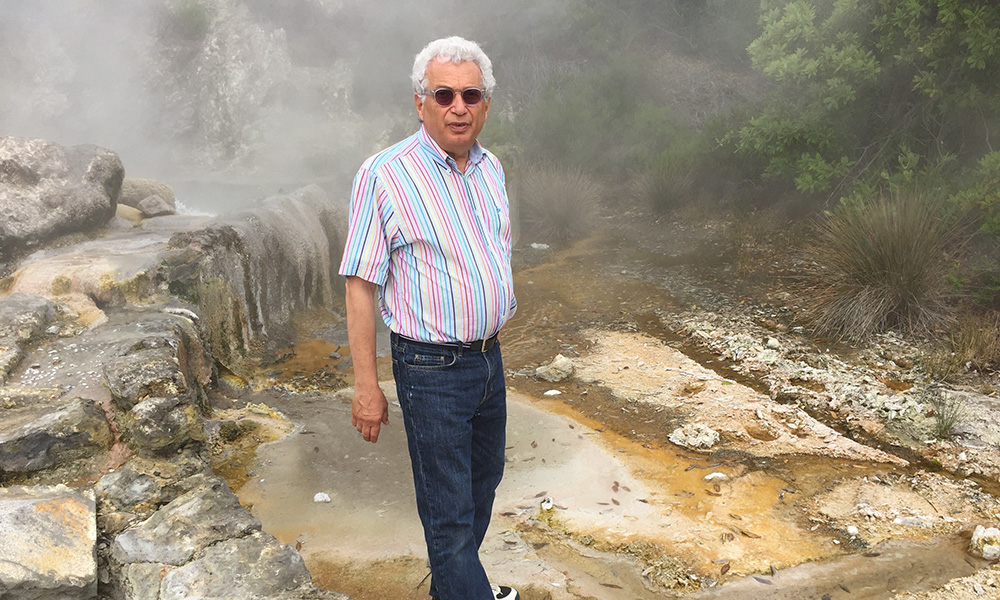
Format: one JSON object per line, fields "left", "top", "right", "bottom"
{"left": 633, "top": 160, "right": 693, "bottom": 215}
{"left": 518, "top": 166, "right": 603, "bottom": 244}
{"left": 948, "top": 311, "right": 1000, "bottom": 372}
{"left": 802, "top": 193, "right": 959, "bottom": 340}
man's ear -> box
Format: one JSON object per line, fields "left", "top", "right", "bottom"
{"left": 414, "top": 92, "right": 425, "bottom": 122}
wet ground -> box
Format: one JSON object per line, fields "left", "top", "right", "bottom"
{"left": 223, "top": 224, "right": 1000, "bottom": 600}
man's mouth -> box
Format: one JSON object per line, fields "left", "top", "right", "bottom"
{"left": 447, "top": 122, "right": 470, "bottom": 132}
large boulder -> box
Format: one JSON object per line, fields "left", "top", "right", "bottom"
{"left": 0, "top": 138, "right": 123, "bottom": 261}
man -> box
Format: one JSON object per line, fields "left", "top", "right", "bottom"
{"left": 338, "top": 36, "right": 519, "bottom": 600}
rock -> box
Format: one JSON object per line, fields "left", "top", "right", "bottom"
{"left": 0, "top": 387, "right": 63, "bottom": 409}
{"left": 669, "top": 422, "right": 721, "bottom": 450}
{"left": 0, "top": 397, "right": 113, "bottom": 475}
{"left": 536, "top": 354, "right": 574, "bottom": 382}
{"left": 0, "top": 137, "right": 123, "bottom": 259}
{"left": 116, "top": 204, "right": 144, "bottom": 226}
{"left": 766, "top": 337, "right": 780, "bottom": 350}
{"left": 119, "top": 178, "right": 175, "bottom": 212}
{"left": 102, "top": 311, "right": 213, "bottom": 414}
{"left": 313, "top": 492, "right": 332, "bottom": 503}
{"left": 95, "top": 465, "right": 162, "bottom": 513}
{"left": 159, "top": 532, "right": 311, "bottom": 600}
{"left": 111, "top": 475, "right": 260, "bottom": 566}
{"left": 970, "top": 524, "right": 1000, "bottom": 560}
{"left": 137, "top": 195, "right": 175, "bottom": 218}
{"left": 116, "top": 561, "right": 170, "bottom": 600}
{"left": 0, "top": 485, "right": 97, "bottom": 599}
{"left": 104, "top": 347, "right": 188, "bottom": 411}
{"left": 0, "top": 293, "right": 56, "bottom": 384}
{"left": 0, "top": 293, "right": 56, "bottom": 342}
{"left": 122, "top": 395, "right": 203, "bottom": 456}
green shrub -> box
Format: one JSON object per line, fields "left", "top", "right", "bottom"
{"left": 517, "top": 166, "right": 603, "bottom": 244}
{"left": 803, "top": 192, "right": 960, "bottom": 340}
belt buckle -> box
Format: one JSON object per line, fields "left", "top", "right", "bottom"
{"left": 481, "top": 335, "right": 495, "bottom": 353}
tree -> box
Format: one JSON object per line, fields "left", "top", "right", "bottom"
{"left": 731, "top": 0, "right": 1000, "bottom": 199}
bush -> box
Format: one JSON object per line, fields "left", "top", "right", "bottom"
{"left": 517, "top": 166, "right": 603, "bottom": 244}
{"left": 802, "top": 193, "right": 960, "bottom": 340}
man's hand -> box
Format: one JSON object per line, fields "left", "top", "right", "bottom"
{"left": 352, "top": 383, "right": 389, "bottom": 443}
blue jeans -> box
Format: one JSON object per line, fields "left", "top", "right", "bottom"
{"left": 390, "top": 332, "right": 507, "bottom": 600}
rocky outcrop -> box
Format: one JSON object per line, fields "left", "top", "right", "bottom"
{"left": 0, "top": 138, "right": 123, "bottom": 261}
{"left": 163, "top": 184, "right": 348, "bottom": 378}
{"left": 0, "top": 485, "right": 97, "bottom": 599}
{"left": 6, "top": 180, "right": 347, "bottom": 379}
{"left": 0, "top": 135, "right": 353, "bottom": 597}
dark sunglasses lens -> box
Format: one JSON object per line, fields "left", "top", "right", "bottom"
{"left": 433, "top": 89, "right": 455, "bottom": 106}
{"left": 461, "top": 88, "right": 483, "bottom": 105}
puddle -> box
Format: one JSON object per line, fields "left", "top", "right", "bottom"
{"left": 232, "top": 382, "right": 988, "bottom": 600}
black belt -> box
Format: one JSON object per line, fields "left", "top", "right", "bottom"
{"left": 394, "top": 332, "right": 499, "bottom": 353}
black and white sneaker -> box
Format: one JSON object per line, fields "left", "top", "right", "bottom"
{"left": 491, "top": 583, "right": 520, "bottom": 600}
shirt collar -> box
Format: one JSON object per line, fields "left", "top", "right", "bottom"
{"left": 417, "top": 124, "right": 485, "bottom": 171}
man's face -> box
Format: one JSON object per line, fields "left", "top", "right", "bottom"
{"left": 414, "top": 59, "right": 490, "bottom": 161}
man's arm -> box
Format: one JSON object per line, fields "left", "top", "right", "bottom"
{"left": 344, "top": 275, "right": 389, "bottom": 443}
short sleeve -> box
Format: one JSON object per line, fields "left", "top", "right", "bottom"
{"left": 338, "top": 166, "right": 390, "bottom": 286}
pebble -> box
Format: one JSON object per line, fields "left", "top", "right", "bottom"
{"left": 704, "top": 472, "right": 728, "bottom": 482}
{"left": 543, "top": 390, "right": 562, "bottom": 396}
{"left": 847, "top": 525, "right": 859, "bottom": 535}
{"left": 313, "top": 492, "right": 332, "bottom": 503}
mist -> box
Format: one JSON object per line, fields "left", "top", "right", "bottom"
{"left": 0, "top": 0, "right": 754, "bottom": 213}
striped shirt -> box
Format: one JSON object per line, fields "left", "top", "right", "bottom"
{"left": 339, "top": 125, "right": 516, "bottom": 344}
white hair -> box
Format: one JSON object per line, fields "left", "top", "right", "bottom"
{"left": 411, "top": 36, "right": 496, "bottom": 97}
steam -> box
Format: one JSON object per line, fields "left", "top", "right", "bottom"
{"left": 0, "top": 0, "right": 744, "bottom": 213}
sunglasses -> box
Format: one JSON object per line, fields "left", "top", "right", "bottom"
{"left": 423, "top": 86, "right": 486, "bottom": 107}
